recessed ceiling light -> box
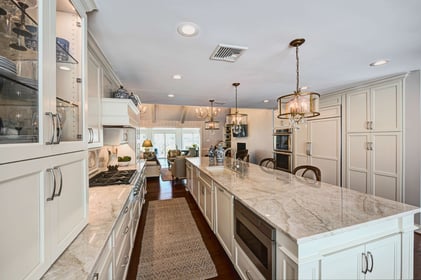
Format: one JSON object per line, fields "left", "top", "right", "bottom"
{"left": 369, "top": 59, "right": 390, "bottom": 67}
{"left": 263, "top": 99, "right": 270, "bottom": 103}
{"left": 177, "top": 22, "right": 199, "bottom": 37}
{"left": 173, "top": 74, "right": 182, "bottom": 80}
{"left": 168, "top": 94, "right": 175, "bottom": 98}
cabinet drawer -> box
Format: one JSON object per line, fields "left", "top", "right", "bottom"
{"left": 90, "top": 237, "right": 113, "bottom": 280}
{"left": 235, "top": 241, "right": 265, "bottom": 280}
{"left": 115, "top": 234, "right": 131, "bottom": 280}
{"left": 114, "top": 200, "right": 131, "bottom": 257}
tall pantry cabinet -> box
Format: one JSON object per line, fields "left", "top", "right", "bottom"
{"left": 0, "top": 0, "right": 95, "bottom": 279}
{"left": 345, "top": 78, "right": 403, "bottom": 201}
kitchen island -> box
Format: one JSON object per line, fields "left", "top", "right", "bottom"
{"left": 187, "top": 157, "right": 419, "bottom": 280}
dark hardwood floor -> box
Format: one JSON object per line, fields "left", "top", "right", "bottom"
{"left": 126, "top": 176, "right": 421, "bottom": 280}
{"left": 126, "top": 177, "right": 241, "bottom": 280}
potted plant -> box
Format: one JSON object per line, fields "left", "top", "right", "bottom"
{"left": 118, "top": 156, "right": 131, "bottom": 166}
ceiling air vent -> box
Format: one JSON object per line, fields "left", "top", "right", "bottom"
{"left": 209, "top": 44, "right": 248, "bottom": 63}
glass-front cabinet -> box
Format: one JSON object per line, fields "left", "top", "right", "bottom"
{"left": 0, "top": 0, "right": 88, "bottom": 164}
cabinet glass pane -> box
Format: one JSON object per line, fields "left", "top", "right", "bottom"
{"left": 55, "top": 0, "right": 82, "bottom": 142}
{"left": 0, "top": 0, "right": 39, "bottom": 144}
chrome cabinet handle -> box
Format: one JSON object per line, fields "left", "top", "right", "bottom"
{"left": 370, "top": 121, "right": 374, "bottom": 130}
{"left": 55, "top": 167, "right": 63, "bottom": 197}
{"left": 369, "top": 142, "right": 373, "bottom": 151}
{"left": 124, "top": 206, "right": 129, "bottom": 214}
{"left": 124, "top": 225, "right": 129, "bottom": 234}
{"left": 45, "top": 112, "right": 55, "bottom": 145}
{"left": 366, "top": 121, "right": 370, "bottom": 130}
{"left": 54, "top": 113, "right": 62, "bottom": 144}
{"left": 87, "top": 128, "right": 92, "bottom": 143}
{"left": 306, "top": 142, "right": 312, "bottom": 156}
{"left": 367, "top": 251, "right": 374, "bottom": 272}
{"left": 245, "top": 270, "right": 254, "bottom": 280}
{"left": 47, "top": 168, "right": 56, "bottom": 201}
{"left": 362, "top": 253, "right": 368, "bottom": 274}
{"left": 92, "top": 272, "right": 99, "bottom": 280}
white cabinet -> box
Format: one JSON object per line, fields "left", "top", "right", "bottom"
{"left": 46, "top": 151, "right": 89, "bottom": 260}
{"left": 90, "top": 237, "right": 113, "bottom": 280}
{"left": 277, "top": 246, "right": 298, "bottom": 280}
{"left": 87, "top": 48, "right": 103, "bottom": 148}
{"left": 198, "top": 173, "right": 214, "bottom": 229}
{"left": 0, "top": 151, "right": 88, "bottom": 280}
{"left": 345, "top": 79, "right": 403, "bottom": 201}
{"left": 186, "top": 161, "right": 193, "bottom": 192}
{"left": 214, "top": 183, "right": 234, "bottom": 260}
{"left": 235, "top": 240, "right": 265, "bottom": 280}
{"left": 346, "top": 81, "right": 402, "bottom": 133}
{"left": 321, "top": 234, "right": 401, "bottom": 280}
{"left": 346, "top": 132, "right": 401, "bottom": 201}
{"left": 294, "top": 106, "right": 341, "bottom": 185}
{"left": 192, "top": 167, "right": 199, "bottom": 202}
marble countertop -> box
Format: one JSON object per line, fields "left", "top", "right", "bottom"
{"left": 42, "top": 161, "right": 145, "bottom": 279}
{"left": 188, "top": 157, "right": 419, "bottom": 243}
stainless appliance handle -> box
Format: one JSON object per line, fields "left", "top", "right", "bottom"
{"left": 306, "top": 142, "right": 312, "bottom": 156}
{"left": 55, "top": 167, "right": 63, "bottom": 197}
{"left": 362, "top": 253, "right": 368, "bottom": 274}
{"left": 45, "top": 112, "right": 55, "bottom": 145}
{"left": 367, "top": 251, "right": 373, "bottom": 272}
{"left": 54, "top": 113, "right": 62, "bottom": 144}
{"left": 47, "top": 168, "right": 56, "bottom": 201}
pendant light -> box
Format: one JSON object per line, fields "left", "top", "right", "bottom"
{"left": 205, "top": 99, "right": 220, "bottom": 130}
{"left": 277, "top": 38, "right": 320, "bottom": 129}
{"left": 226, "top": 82, "right": 247, "bottom": 134}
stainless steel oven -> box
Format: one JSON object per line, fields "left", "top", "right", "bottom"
{"left": 274, "top": 151, "right": 292, "bottom": 172}
{"left": 273, "top": 128, "right": 293, "bottom": 153}
{"left": 234, "top": 199, "right": 276, "bottom": 280}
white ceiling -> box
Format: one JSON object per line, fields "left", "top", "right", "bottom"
{"left": 88, "top": 0, "right": 421, "bottom": 109}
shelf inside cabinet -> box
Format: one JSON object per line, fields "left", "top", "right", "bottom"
{"left": 0, "top": 0, "right": 39, "bottom": 62}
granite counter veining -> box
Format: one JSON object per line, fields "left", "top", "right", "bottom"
{"left": 188, "top": 157, "right": 419, "bottom": 243}
{"left": 42, "top": 161, "right": 145, "bottom": 279}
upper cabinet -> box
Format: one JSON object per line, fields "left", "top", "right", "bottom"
{"left": 346, "top": 80, "right": 402, "bottom": 133}
{"left": 0, "top": 0, "right": 90, "bottom": 164}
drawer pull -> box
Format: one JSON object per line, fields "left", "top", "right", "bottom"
{"left": 124, "top": 206, "right": 129, "bottom": 214}
{"left": 124, "top": 225, "right": 129, "bottom": 234}
{"left": 92, "top": 272, "right": 99, "bottom": 280}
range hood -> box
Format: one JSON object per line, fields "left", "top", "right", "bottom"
{"left": 102, "top": 98, "right": 140, "bottom": 128}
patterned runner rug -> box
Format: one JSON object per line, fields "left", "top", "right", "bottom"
{"left": 136, "top": 197, "right": 217, "bottom": 280}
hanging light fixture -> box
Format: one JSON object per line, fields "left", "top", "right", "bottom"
{"left": 195, "top": 104, "right": 221, "bottom": 119}
{"left": 226, "top": 82, "right": 248, "bottom": 134}
{"left": 277, "top": 38, "right": 320, "bottom": 129}
{"left": 204, "top": 99, "right": 220, "bottom": 130}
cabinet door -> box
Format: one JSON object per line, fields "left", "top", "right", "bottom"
{"left": 371, "top": 133, "right": 401, "bottom": 201}
{"left": 321, "top": 244, "right": 365, "bottom": 280}
{"left": 87, "top": 51, "right": 103, "bottom": 148}
{"left": 205, "top": 182, "right": 213, "bottom": 229}
{"left": 293, "top": 122, "right": 310, "bottom": 167}
{"left": 48, "top": 151, "right": 88, "bottom": 259}
{"left": 0, "top": 157, "right": 50, "bottom": 280}
{"left": 192, "top": 168, "right": 199, "bottom": 202}
{"left": 309, "top": 117, "right": 341, "bottom": 185}
{"left": 198, "top": 178, "right": 205, "bottom": 212}
{"left": 214, "top": 184, "right": 234, "bottom": 259}
{"left": 365, "top": 234, "right": 401, "bottom": 280}
{"left": 346, "top": 89, "right": 370, "bottom": 133}
{"left": 371, "top": 81, "right": 402, "bottom": 132}
{"left": 277, "top": 246, "right": 298, "bottom": 280}
{"left": 346, "top": 134, "right": 370, "bottom": 194}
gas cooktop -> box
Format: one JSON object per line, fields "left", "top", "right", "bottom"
{"left": 89, "top": 169, "right": 136, "bottom": 187}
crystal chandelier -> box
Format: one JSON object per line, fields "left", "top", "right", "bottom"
{"left": 277, "top": 38, "right": 320, "bottom": 129}
{"left": 195, "top": 103, "right": 221, "bottom": 119}
{"left": 226, "top": 82, "right": 248, "bottom": 134}
{"left": 205, "top": 100, "right": 220, "bottom": 130}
